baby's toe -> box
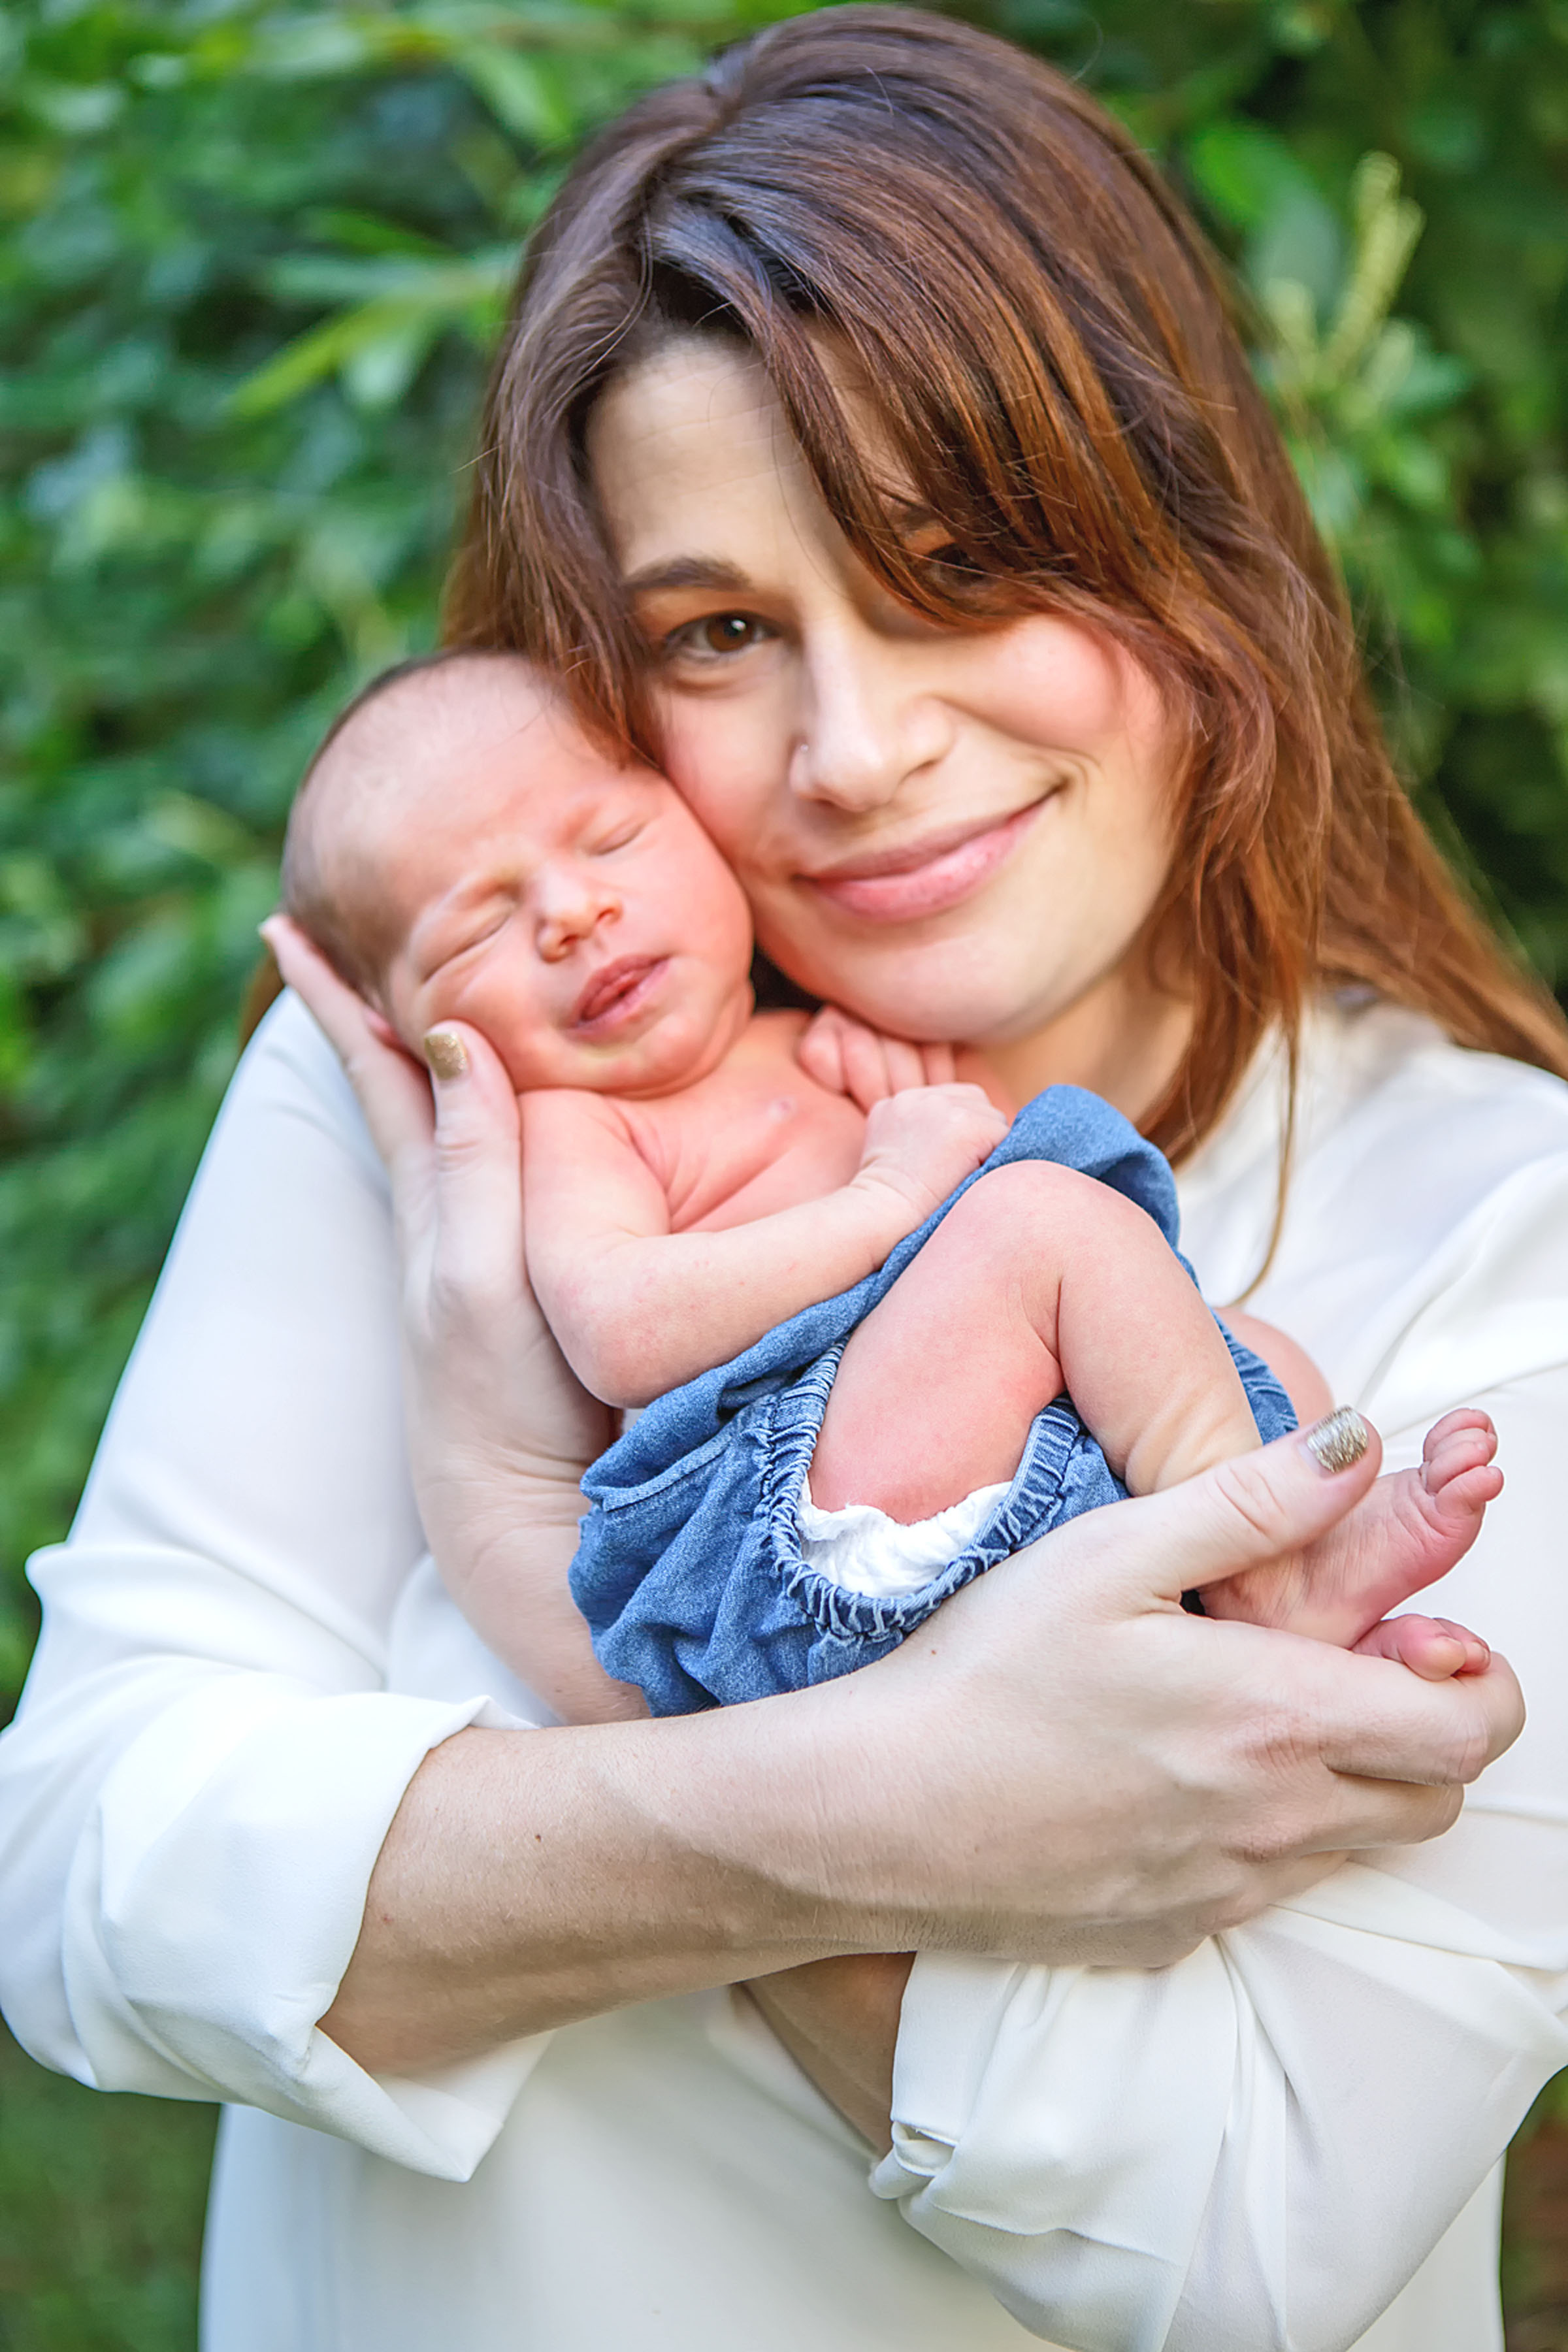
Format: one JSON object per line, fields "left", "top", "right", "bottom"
{"left": 1429, "top": 1460, "right": 1505, "bottom": 1526}
{"left": 1421, "top": 1409, "right": 1497, "bottom": 1476}
{"left": 1354, "top": 1610, "right": 1490, "bottom": 1679}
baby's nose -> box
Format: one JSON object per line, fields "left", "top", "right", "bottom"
{"left": 536, "top": 877, "right": 619, "bottom": 960}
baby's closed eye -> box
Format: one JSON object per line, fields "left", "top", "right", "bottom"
{"left": 410, "top": 894, "right": 517, "bottom": 982}
{"left": 585, "top": 818, "right": 648, "bottom": 857}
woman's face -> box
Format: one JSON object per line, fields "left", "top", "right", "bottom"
{"left": 587, "top": 338, "right": 1189, "bottom": 1105}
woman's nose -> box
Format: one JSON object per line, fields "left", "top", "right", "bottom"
{"left": 535, "top": 872, "right": 620, "bottom": 961}
{"left": 789, "top": 636, "right": 956, "bottom": 811}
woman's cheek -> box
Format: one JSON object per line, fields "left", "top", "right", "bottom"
{"left": 970, "top": 620, "right": 1171, "bottom": 780}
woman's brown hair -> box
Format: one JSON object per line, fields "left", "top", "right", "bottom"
{"left": 447, "top": 3, "right": 1568, "bottom": 1164}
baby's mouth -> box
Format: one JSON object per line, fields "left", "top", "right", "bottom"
{"left": 571, "top": 955, "right": 668, "bottom": 1036}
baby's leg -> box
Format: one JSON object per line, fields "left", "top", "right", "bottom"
{"left": 809, "top": 1160, "right": 1258, "bottom": 1522}
{"left": 806, "top": 1161, "right": 1497, "bottom": 1688}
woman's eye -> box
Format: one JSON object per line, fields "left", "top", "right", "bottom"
{"left": 664, "top": 612, "right": 772, "bottom": 664}
{"left": 919, "top": 540, "right": 983, "bottom": 580}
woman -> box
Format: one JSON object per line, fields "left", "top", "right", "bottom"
{"left": 0, "top": 11, "right": 1561, "bottom": 2348}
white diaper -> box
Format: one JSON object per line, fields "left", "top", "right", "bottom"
{"left": 796, "top": 1477, "right": 1011, "bottom": 1599}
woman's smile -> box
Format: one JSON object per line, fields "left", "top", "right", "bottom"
{"left": 800, "top": 798, "right": 1052, "bottom": 924}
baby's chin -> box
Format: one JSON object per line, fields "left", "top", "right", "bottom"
{"left": 509, "top": 1023, "right": 715, "bottom": 1100}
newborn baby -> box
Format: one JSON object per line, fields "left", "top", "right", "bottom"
{"left": 281, "top": 649, "right": 1497, "bottom": 1722}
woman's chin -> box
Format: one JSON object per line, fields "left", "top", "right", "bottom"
{"left": 783, "top": 954, "right": 1050, "bottom": 1058}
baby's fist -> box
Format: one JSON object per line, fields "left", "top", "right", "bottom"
{"left": 856, "top": 1085, "right": 1009, "bottom": 1220}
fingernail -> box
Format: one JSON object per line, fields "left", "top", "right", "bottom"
{"left": 1303, "top": 1407, "right": 1369, "bottom": 1475}
{"left": 423, "top": 1030, "right": 468, "bottom": 1081}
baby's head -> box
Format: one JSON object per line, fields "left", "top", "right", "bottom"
{"left": 282, "top": 651, "right": 756, "bottom": 1096}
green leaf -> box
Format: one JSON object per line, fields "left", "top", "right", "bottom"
{"left": 1186, "top": 118, "right": 1315, "bottom": 233}
{"left": 229, "top": 252, "right": 515, "bottom": 414}
{"left": 457, "top": 41, "right": 576, "bottom": 142}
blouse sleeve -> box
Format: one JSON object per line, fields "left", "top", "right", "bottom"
{"left": 0, "top": 996, "right": 550, "bottom": 2180}
{"left": 874, "top": 1141, "right": 1568, "bottom": 2351}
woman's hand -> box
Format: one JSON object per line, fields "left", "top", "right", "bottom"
{"left": 802, "top": 1421, "right": 1522, "bottom": 1965}
{"left": 323, "top": 1416, "right": 1522, "bottom": 2076}
{"left": 261, "top": 920, "right": 612, "bottom": 1631}
{"left": 740, "top": 1424, "right": 1525, "bottom": 2144}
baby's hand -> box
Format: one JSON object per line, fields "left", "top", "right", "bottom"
{"left": 854, "top": 1085, "right": 1009, "bottom": 1220}
{"left": 799, "top": 1004, "right": 957, "bottom": 1109}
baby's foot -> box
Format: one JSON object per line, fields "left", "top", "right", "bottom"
{"left": 1354, "top": 1611, "right": 1490, "bottom": 1680}
{"left": 1205, "top": 1408, "right": 1501, "bottom": 1647}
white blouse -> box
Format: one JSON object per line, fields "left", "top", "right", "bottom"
{"left": 0, "top": 990, "right": 1565, "bottom": 2352}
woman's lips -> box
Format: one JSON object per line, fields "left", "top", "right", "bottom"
{"left": 572, "top": 955, "right": 668, "bottom": 1036}
{"left": 801, "top": 800, "right": 1044, "bottom": 923}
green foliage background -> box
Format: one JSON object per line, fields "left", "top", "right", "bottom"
{"left": 1, "top": 0, "right": 1567, "bottom": 2340}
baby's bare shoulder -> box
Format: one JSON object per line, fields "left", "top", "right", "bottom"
{"left": 521, "top": 1088, "right": 674, "bottom": 1228}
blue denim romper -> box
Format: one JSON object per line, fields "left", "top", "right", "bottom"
{"left": 570, "top": 1085, "right": 1296, "bottom": 1715}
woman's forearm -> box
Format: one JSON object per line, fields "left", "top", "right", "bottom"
{"left": 321, "top": 1710, "right": 889, "bottom": 2072}
{"left": 324, "top": 1714, "right": 917, "bottom": 2126}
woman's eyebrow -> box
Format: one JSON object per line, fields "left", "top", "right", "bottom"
{"left": 621, "top": 555, "right": 752, "bottom": 596}
{"left": 885, "top": 498, "right": 941, "bottom": 534}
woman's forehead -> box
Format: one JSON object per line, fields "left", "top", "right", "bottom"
{"left": 589, "top": 340, "right": 807, "bottom": 569}
{"left": 587, "top": 332, "right": 911, "bottom": 588}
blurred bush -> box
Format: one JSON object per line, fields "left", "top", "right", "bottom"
{"left": 2, "top": 0, "right": 1567, "bottom": 1712}
{"left": 0, "top": 2016, "right": 215, "bottom": 2346}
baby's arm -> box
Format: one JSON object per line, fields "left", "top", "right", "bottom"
{"left": 522, "top": 1085, "right": 1007, "bottom": 1409}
